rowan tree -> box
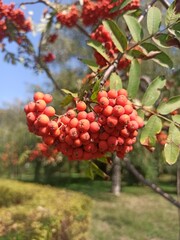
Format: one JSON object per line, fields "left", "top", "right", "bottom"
{"left": 0, "top": 0, "right": 180, "bottom": 206}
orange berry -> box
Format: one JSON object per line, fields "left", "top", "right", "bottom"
{"left": 69, "top": 117, "right": 79, "bottom": 128}
{"left": 35, "top": 99, "right": 46, "bottom": 112}
{"left": 99, "top": 97, "right": 109, "bottom": 108}
{"left": 77, "top": 111, "right": 87, "bottom": 120}
{"left": 28, "top": 102, "right": 36, "bottom": 112}
{"left": 97, "top": 90, "right": 108, "bottom": 101}
{"left": 37, "top": 114, "right": 49, "bottom": 126}
{"left": 43, "top": 93, "right": 53, "bottom": 103}
{"left": 108, "top": 89, "right": 118, "bottom": 99}
{"left": 43, "top": 106, "right": 55, "bottom": 117}
{"left": 117, "top": 89, "right": 128, "bottom": 97}
{"left": 76, "top": 101, "right": 87, "bottom": 111}
{"left": 90, "top": 122, "right": 100, "bottom": 133}
{"left": 43, "top": 136, "right": 55, "bottom": 145}
{"left": 116, "top": 95, "right": 128, "bottom": 106}
{"left": 33, "top": 91, "right": 44, "bottom": 101}
{"left": 77, "top": 119, "right": 90, "bottom": 132}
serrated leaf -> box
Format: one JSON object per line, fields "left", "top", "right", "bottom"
{"left": 61, "top": 89, "right": 78, "bottom": 98}
{"left": 147, "top": 7, "right": 162, "bottom": 35}
{"left": 165, "top": 1, "right": 180, "bottom": 26}
{"left": 110, "top": 72, "right": 122, "bottom": 90}
{"left": 60, "top": 95, "right": 73, "bottom": 107}
{"left": 141, "top": 43, "right": 173, "bottom": 68}
{"left": 103, "top": 19, "right": 127, "bottom": 53}
{"left": 157, "top": 95, "right": 180, "bottom": 115}
{"left": 127, "top": 59, "right": 141, "bottom": 98}
{"left": 87, "top": 39, "right": 110, "bottom": 61}
{"left": 80, "top": 58, "right": 99, "bottom": 72}
{"left": 164, "top": 123, "right": 180, "bottom": 165}
{"left": 142, "top": 76, "right": 166, "bottom": 106}
{"left": 124, "top": 14, "right": 143, "bottom": 42}
{"left": 172, "top": 114, "right": 180, "bottom": 124}
{"left": 140, "top": 115, "right": 162, "bottom": 147}
{"left": 91, "top": 80, "right": 100, "bottom": 101}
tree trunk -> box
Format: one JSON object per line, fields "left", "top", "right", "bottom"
{"left": 111, "top": 154, "right": 121, "bottom": 196}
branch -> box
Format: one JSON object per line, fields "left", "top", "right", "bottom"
{"left": 159, "top": 0, "right": 170, "bottom": 9}
{"left": 123, "top": 157, "right": 180, "bottom": 209}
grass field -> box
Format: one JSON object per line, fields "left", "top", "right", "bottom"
{"left": 0, "top": 177, "right": 178, "bottom": 240}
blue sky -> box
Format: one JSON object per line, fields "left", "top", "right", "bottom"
{"left": 0, "top": 0, "right": 51, "bottom": 108}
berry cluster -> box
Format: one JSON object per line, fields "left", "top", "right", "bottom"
{"left": 56, "top": 5, "right": 79, "bottom": 28}
{"left": 91, "top": 25, "right": 130, "bottom": 69}
{"left": 0, "top": 0, "right": 31, "bottom": 43}
{"left": 56, "top": 0, "right": 140, "bottom": 27}
{"left": 25, "top": 89, "right": 144, "bottom": 161}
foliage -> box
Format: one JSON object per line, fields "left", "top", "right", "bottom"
{"left": 0, "top": 179, "right": 92, "bottom": 240}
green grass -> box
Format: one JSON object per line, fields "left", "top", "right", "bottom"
{"left": 0, "top": 177, "right": 178, "bottom": 240}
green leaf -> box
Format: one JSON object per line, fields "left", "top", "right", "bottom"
{"left": 142, "top": 76, "right": 166, "bottom": 106}
{"left": 164, "top": 143, "right": 179, "bottom": 165}
{"left": 87, "top": 40, "right": 110, "bottom": 61}
{"left": 60, "top": 95, "right": 73, "bottom": 107}
{"left": 153, "top": 33, "right": 180, "bottom": 48}
{"left": 165, "top": 1, "right": 180, "bottom": 26}
{"left": 172, "top": 115, "right": 180, "bottom": 124}
{"left": 140, "top": 115, "right": 162, "bottom": 147}
{"left": 157, "top": 95, "right": 180, "bottom": 115}
{"left": 103, "top": 19, "right": 127, "bottom": 53}
{"left": 168, "top": 22, "right": 180, "bottom": 39}
{"left": 61, "top": 89, "right": 78, "bottom": 98}
{"left": 91, "top": 80, "right": 101, "bottom": 101}
{"left": 164, "top": 123, "right": 180, "bottom": 165}
{"left": 147, "top": 7, "right": 162, "bottom": 35}
{"left": 110, "top": 0, "right": 131, "bottom": 13}
{"left": 124, "top": 15, "right": 143, "bottom": 42}
{"left": 90, "top": 161, "right": 109, "bottom": 179}
{"left": 141, "top": 43, "right": 173, "bottom": 68}
{"left": 96, "top": 157, "right": 109, "bottom": 164}
{"left": 80, "top": 58, "right": 99, "bottom": 72}
{"left": 127, "top": 59, "right": 141, "bottom": 98}
{"left": 110, "top": 72, "right": 122, "bottom": 90}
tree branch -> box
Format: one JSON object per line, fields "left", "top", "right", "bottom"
{"left": 123, "top": 157, "right": 180, "bottom": 209}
